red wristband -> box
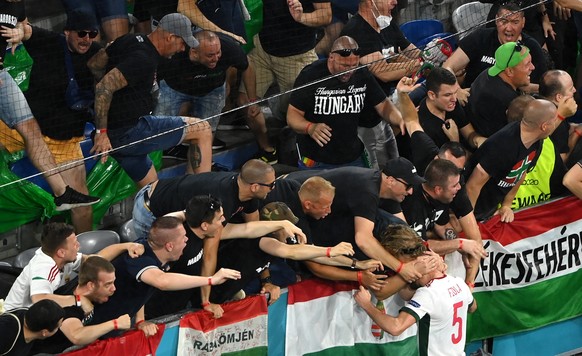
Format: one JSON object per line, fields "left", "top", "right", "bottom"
{"left": 208, "top": 277, "right": 213, "bottom": 286}
{"left": 74, "top": 294, "right": 81, "bottom": 307}
{"left": 575, "top": 129, "right": 582, "bottom": 138}
{"left": 135, "top": 319, "right": 145, "bottom": 327}
{"left": 458, "top": 239, "right": 463, "bottom": 250}
{"left": 357, "top": 271, "right": 363, "bottom": 285}
{"left": 396, "top": 261, "right": 404, "bottom": 274}
{"left": 113, "top": 319, "right": 118, "bottom": 330}
{"left": 467, "top": 282, "right": 475, "bottom": 289}
{"left": 96, "top": 128, "right": 107, "bottom": 134}
{"left": 305, "top": 122, "right": 313, "bottom": 135}
{"left": 326, "top": 247, "right": 331, "bottom": 258}
{"left": 201, "top": 301, "right": 211, "bottom": 308}
{"left": 557, "top": 114, "right": 566, "bottom": 121}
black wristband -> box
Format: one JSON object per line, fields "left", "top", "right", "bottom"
{"left": 351, "top": 258, "right": 358, "bottom": 269}
{"left": 260, "top": 276, "right": 273, "bottom": 285}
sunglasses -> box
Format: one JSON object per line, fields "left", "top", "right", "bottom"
{"left": 77, "top": 30, "right": 99, "bottom": 39}
{"left": 253, "top": 181, "right": 276, "bottom": 190}
{"left": 504, "top": 41, "right": 523, "bottom": 69}
{"left": 395, "top": 177, "right": 414, "bottom": 190}
{"left": 332, "top": 48, "right": 361, "bottom": 57}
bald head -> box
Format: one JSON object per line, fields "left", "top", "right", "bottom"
{"left": 522, "top": 99, "right": 557, "bottom": 127}
{"left": 240, "top": 159, "right": 275, "bottom": 183}
{"left": 330, "top": 36, "right": 359, "bottom": 53}
{"left": 194, "top": 30, "right": 219, "bottom": 45}
{"left": 506, "top": 95, "right": 534, "bottom": 123}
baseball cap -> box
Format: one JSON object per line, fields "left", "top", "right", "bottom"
{"left": 382, "top": 157, "right": 426, "bottom": 186}
{"left": 487, "top": 41, "right": 530, "bottom": 77}
{"left": 64, "top": 9, "right": 99, "bottom": 31}
{"left": 261, "top": 202, "right": 299, "bottom": 224}
{"left": 157, "top": 13, "right": 199, "bottom": 48}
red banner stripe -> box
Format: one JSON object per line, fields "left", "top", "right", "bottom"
{"left": 179, "top": 295, "right": 268, "bottom": 333}
{"left": 480, "top": 196, "right": 582, "bottom": 246}
{"left": 288, "top": 278, "right": 357, "bottom": 304}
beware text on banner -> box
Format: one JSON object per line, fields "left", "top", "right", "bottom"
{"left": 468, "top": 196, "right": 582, "bottom": 341}
{"left": 178, "top": 295, "right": 268, "bottom": 356}
{"left": 286, "top": 279, "right": 418, "bottom": 356}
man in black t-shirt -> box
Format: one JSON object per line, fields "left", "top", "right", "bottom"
{"left": 466, "top": 99, "right": 559, "bottom": 222}
{"left": 156, "top": 30, "right": 276, "bottom": 158}
{"left": 31, "top": 256, "right": 131, "bottom": 354}
{"left": 9, "top": 9, "right": 103, "bottom": 232}
{"left": 443, "top": 3, "right": 546, "bottom": 91}
{"left": 340, "top": 0, "right": 419, "bottom": 167}
{"left": 88, "top": 13, "right": 213, "bottom": 187}
{"left": 418, "top": 68, "right": 485, "bottom": 151}
{"left": 287, "top": 36, "right": 400, "bottom": 168}
{"left": 0, "top": 299, "right": 64, "bottom": 356}
{"left": 468, "top": 41, "right": 535, "bottom": 138}
{"left": 0, "top": 1, "right": 100, "bottom": 212}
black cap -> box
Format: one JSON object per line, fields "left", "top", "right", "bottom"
{"left": 64, "top": 9, "right": 99, "bottom": 31}
{"left": 382, "top": 157, "right": 426, "bottom": 185}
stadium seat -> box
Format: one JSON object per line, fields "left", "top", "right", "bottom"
{"left": 13, "top": 247, "right": 38, "bottom": 268}
{"left": 0, "top": 261, "right": 11, "bottom": 267}
{"left": 400, "top": 19, "right": 444, "bottom": 47}
{"left": 120, "top": 219, "right": 138, "bottom": 242}
{"left": 77, "top": 230, "right": 120, "bottom": 255}
{"left": 452, "top": 2, "right": 493, "bottom": 39}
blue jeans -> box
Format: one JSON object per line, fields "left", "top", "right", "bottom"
{"left": 108, "top": 115, "right": 185, "bottom": 181}
{"left": 155, "top": 80, "right": 225, "bottom": 131}
{"left": 61, "top": 0, "right": 128, "bottom": 22}
{"left": 132, "top": 183, "right": 156, "bottom": 240}
{"left": 0, "top": 70, "right": 34, "bottom": 128}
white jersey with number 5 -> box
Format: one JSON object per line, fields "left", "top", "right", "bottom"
{"left": 401, "top": 275, "right": 473, "bottom": 356}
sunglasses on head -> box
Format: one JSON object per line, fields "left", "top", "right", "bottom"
{"left": 504, "top": 41, "right": 523, "bottom": 69}
{"left": 332, "top": 48, "right": 361, "bottom": 57}
{"left": 76, "top": 30, "right": 99, "bottom": 39}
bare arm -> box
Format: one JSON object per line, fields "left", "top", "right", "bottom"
{"left": 60, "top": 314, "right": 130, "bottom": 345}
{"left": 376, "top": 99, "right": 404, "bottom": 135}
{"left": 140, "top": 267, "right": 240, "bottom": 291}
{"left": 354, "top": 286, "right": 417, "bottom": 336}
{"left": 222, "top": 220, "right": 306, "bottom": 243}
{"left": 200, "top": 235, "right": 219, "bottom": 311}
{"left": 178, "top": 0, "right": 246, "bottom": 43}
{"left": 289, "top": 1, "right": 332, "bottom": 27}
{"left": 362, "top": 52, "right": 419, "bottom": 82}
{"left": 457, "top": 211, "right": 485, "bottom": 285}
{"left": 258, "top": 238, "right": 354, "bottom": 260}
{"left": 554, "top": 0, "right": 582, "bottom": 12}
{"left": 96, "top": 242, "right": 144, "bottom": 261}
{"left": 304, "top": 260, "right": 387, "bottom": 291}
{"left": 443, "top": 48, "right": 470, "bottom": 75}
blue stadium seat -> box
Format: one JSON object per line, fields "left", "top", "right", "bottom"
{"left": 400, "top": 19, "right": 444, "bottom": 47}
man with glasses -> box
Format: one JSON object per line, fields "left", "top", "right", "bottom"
{"left": 467, "top": 41, "right": 535, "bottom": 138}
{"left": 287, "top": 36, "right": 402, "bottom": 170}
{"left": 87, "top": 13, "right": 213, "bottom": 188}
{"left": 1, "top": 9, "right": 103, "bottom": 232}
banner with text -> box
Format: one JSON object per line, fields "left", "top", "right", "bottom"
{"left": 178, "top": 295, "right": 268, "bottom": 355}
{"left": 468, "top": 196, "right": 582, "bottom": 341}
{"left": 286, "top": 279, "right": 418, "bottom": 356}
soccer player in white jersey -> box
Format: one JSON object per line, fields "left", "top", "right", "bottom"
{"left": 355, "top": 224, "right": 477, "bottom": 356}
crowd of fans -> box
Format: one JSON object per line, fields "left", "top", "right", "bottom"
{"left": 2, "top": 0, "right": 582, "bottom": 354}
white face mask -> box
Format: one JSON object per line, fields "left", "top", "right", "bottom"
{"left": 371, "top": 0, "right": 393, "bottom": 30}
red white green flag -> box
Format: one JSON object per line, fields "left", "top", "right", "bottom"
{"left": 178, "top": 295, "right": 268, "bottom": 355}
{"left": 468, "top": 196, "right": 582, "bottom": 341}
{"left": 286, "top": 279, "right": 418, "bottom": 355}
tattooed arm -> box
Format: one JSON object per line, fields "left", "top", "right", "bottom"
{"left": 89, "top": 68, "right": 128, "bottom": 163}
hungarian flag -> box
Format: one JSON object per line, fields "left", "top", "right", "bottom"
{"left": 63, "top": 326, "right": 166, "bottom": 356}
{"left": 468, "top": 196, "right": 582, "bottom": 341}
{"left": 178, "top": 295, "right": 268, "bottom": 355}
{"left": 286, "top": 278, "right": 418, "bottom": 355}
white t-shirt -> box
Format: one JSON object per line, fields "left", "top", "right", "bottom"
{"left": 4, "top": 248, "right": 82, "bottom": 310}
{"left": 401, "top": 274, "right": 473, "bottom": 356}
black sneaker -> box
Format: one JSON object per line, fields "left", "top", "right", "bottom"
{"left": 162, "top": 144, "right": 189, "bottom": 161}
{"left": 257, "top": 149, "right": 278, "bottom": 165}
{"left": 54, "top": 186, "right": 100, "bottom": 211}
{"left": 217, "top": 118, "right": 249, "bottom": 130}
{"left": 212, "top": 137, "right": 227, "bottom": 150}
